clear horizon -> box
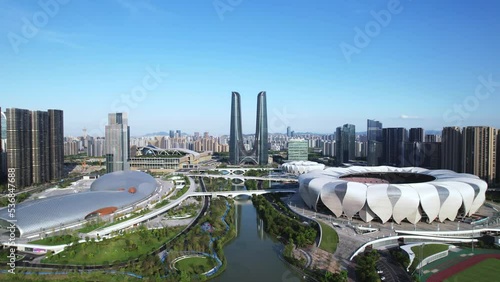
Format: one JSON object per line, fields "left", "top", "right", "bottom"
{"left": 1, "top": 0, "right": 499, "bottom": 137}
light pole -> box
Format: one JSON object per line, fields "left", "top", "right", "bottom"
{"left": 471, "top": 226, "right": 476, "bottom": 253}
{"left": 419, "top": 242, "right": 425, "bottom": 279}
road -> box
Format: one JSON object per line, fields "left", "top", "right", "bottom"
{"left": 376, "top": 251, "right": 412, "bottom": 282}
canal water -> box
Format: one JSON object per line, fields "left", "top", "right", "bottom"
{"left": 212, "top": 199, "right": 303, "bottom": 282}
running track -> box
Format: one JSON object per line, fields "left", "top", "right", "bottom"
{"left": 427, "top": 254, "right": 500, "bottom": 282}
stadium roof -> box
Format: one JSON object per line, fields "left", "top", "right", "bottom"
{"left": 137, "top": 145, "right": 201, "bottom": 158}
{"left": 0, "top": 170, "right": 156, "bottom": 237}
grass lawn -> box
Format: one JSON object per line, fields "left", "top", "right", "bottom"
{"left": 29, "top": 235, "right": 79, "bottom": 246}
{"left": 42, "top": 226, "right": 184, "bottom": 265}
{"left": 410, "top": 244, "right": 449, "bottom": 271}
{"left": 170, "top": 184, "right": 189, "bottom": 200}
{"left": 77, "top": 221, "right": 106, "bottom": 233}
{"left": 444, "top": 258, "right": 500, "bottom": 282}
{"left": 175, "top": 256, "right": 216, "bottom": 274}
{"left": 318, "top": 221, "right": 339, "bottom": 253}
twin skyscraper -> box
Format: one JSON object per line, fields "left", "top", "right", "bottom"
{"left": 229, "top": 92, "right": 268, "bottom": 165}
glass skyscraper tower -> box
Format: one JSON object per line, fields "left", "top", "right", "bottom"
{"left": 105, "top": 113, "right": 130, "bottom": 172}
{"left": 367, "top": 119, "right": 383, "bottom": 166}
{"left": 229, "top": 92, "right": 268, "bottom": 165}
{"left": 336, "top": 124, "right": 356, "bottom": 164}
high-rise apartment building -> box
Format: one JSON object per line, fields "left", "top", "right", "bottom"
{"left": 409, "top": 128, "right": 424, "bottom": 143}
{"left": 5, "top": 108, "right": 64, "bottom": 189}
{"left": 425, "top": 134, "right": 441, "bottom": 143}
{"left": 87, "top": 137, "right": 105, "bottom": 157}
{"left": 48, "top": 110, "right": 64, "bottom": 181}
{"left": 463, "top": 126, "right": 497, "bottom": 183}
{"left": 336, "top": 124, "right": 355, "bottom": 164}
{"left": 7, "top": 108, "right": 33, "bottom": 188}
{"left": 0, "top": 108, "right": 4, "bottom": 179}
{"left": 498, "top": 130, "right": 500, "bottom": 183}
{"left": 229, "top": 92, "right": 268, "bottom": 165}
{"left": 404, "top": 141, "right": 441, "bottom": 169}
{"left": 441, "top": 126, "right": 463, "bottom": 172}
{"left": 31, "top": 111, "right": 50, "bottom": 184}
{"left": 105, "top": 113, "right": 130, "bottom": 173}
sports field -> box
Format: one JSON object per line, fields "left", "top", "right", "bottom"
{"left": 427, "top": 254, "right": 500, "bottom": 282}
{"left": 443, "top": 258, "right": 500, "bottom": 282}
{"left": 175, "top": 256, "right": 216, "bottom": 274}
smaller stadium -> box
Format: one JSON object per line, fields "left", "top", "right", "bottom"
{"left": 281, "top": 161, "right": 325, "bottom": 175}
{"left": 299, "top": 166, "right": 487, "bottom": 224}
{"left": 0, "top": 170, "right": 157, "bottom": 238}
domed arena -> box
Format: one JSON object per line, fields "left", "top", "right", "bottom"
{"left": 299, "top": 166, "right": 487, "bottom": 224}
{"left": 281, "top": 161, "right": 325, "bottom": 175}
{"left": 0, "top": 170, "right": 157, "bottom": 237}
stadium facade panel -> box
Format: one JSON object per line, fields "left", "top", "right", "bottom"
{"left": 299, "top": 166, "right": 487, "bottom": 224}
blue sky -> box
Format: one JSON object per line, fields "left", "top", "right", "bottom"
{"left": 1, "top": 0, "right": 499, "bottom": 137}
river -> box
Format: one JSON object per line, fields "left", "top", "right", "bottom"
{"left": 212, "top": 199, "right": 303, "bottom": 282}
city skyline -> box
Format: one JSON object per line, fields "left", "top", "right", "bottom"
{"left": 1, "top": 0, "right": 499, "bottom": 136}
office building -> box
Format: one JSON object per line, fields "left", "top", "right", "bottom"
{"left": 287, "top": 139, "right": 308, "bottom": 161}
{"left": 367, "top": 119, "right": 383, "bottom": 166}
{"left": 442, "top": 126, "right": 463, "bottom": 172}
{"left": 229, "top": 91, "right": 268, "bottom": 165}
{"left": 382, "top": 127, "right": 408, "bottom": 167}
{"left": 336, "top": 124, "right": 356, "bottom": 164}
{"left": 287, "top": 126, "right": 292, "bottom": 138}
{"left": 367, "top": 119, "right": 383, "bottom": 142}
{"left": 105, "top": 113, "right": 130, "bottom": 173}
{"left": 355, "top": 141, "right": 367, "bottom": 158}
{"left": 367, "top": 140, "right": 383, "bottom": 166}
{"left": 463, "top": 126, "right": 497, "bottom": 183}
{"left": 409, "top": 128, "right": 424, "bottom": 142}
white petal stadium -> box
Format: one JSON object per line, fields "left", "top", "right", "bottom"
{"left": 281, "top": 161, "right": 325, "bottom": 175}
{"left": 298, "top": 166, "right": 487, "bottom": 224}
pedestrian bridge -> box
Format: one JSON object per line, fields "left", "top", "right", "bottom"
{"left": 190, "top": 174, "right": 298, "bottom": 183}
{"left": 188, "top": 189, "right": 296, "bottom": 199}
{"left": 196, "top": 167, "right": 280, "bottom": 176}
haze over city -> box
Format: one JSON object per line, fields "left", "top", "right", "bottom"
{"left": 1, "top": 0, "right": 499, "bottom": 136}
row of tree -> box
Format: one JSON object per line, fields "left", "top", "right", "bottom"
{"left": 355, "top": 250, "right": 380, "bottom": 282}
{"left": 252, "top": 195, "right": 317, "bottom": 247}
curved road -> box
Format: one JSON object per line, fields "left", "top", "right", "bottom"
{"left": 376, "top": 251, "right": 412, "bottom": 282}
